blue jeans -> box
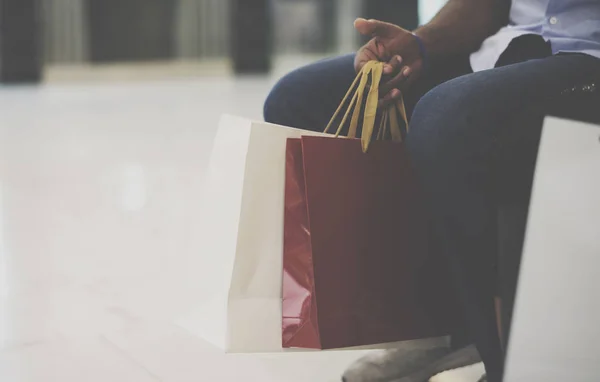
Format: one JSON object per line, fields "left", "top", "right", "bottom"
{"left": 264, "top": 51, "right": 599, "bottom": 381}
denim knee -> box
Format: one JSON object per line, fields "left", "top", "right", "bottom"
{"left": 407, "top": 90, "right": 456, "bottom": 166}
{"left": 263, "top": 71, "right": 300, "bottom": 126}
{"left": 263, "top": 81, "right": 285, "bottom": 124}
{"left": 406, "top": 78, "right": 478, "bottom": 167}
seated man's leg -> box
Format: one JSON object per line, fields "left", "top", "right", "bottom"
{"left": 264, "top": 54, "right": 356, "bottom": 131}
{"left": 407, "top": 53, "right": 600, "bottom": 382}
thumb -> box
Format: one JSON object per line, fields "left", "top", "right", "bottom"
{"left": 354, "top": 18, "right": 397, "bottom": 38}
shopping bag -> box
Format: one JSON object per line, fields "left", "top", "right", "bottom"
{"left": 177, "top": 115, "right": 327, "bottom": 353}
{"left": 283, "top": 61, "right": 460, "bottom": 349}
{"left": 504, "top": 117, "right": 600, "bottom": 381}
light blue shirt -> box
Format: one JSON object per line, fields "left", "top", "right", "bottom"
{"left": 470, "top": 0, "right": 600, "bottom": 71}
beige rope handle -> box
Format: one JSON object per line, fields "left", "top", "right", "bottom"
{"left": 376, "top": 97, "right": 408, "bottom": 143}
{"left": 323, "top": 63, "right": 367, "bottom": 135}
{"left": 323, "top": 61, "right": 409, "bottom": 152}
{"left": 324, "top": 61, "right": 376, "bottom": 138}
{"left": 360, "top": 61, "right": 383, "bottom": 152}
{"left": 349, "top": 63, "right": 375, "bottom": 139}
{"left": 380, "top": 94, "right": 408, "bottom": 143}
{"left": 396, "top": 94, "right": 409, "bottom": 134}
{"left": 388, "top": 102, "right": 401, "bottom": 142}
{"left": 336, "top": 90, "right": 359, "bottom": 137}
{"left": 377, "top": 109, "right": 388, "bottom": 141}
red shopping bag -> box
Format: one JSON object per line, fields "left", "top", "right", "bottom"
{"left": 282, "top": 61, "right": 460, "bottom": 349}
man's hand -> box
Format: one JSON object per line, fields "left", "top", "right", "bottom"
{"left": 354, "top": 18, "right": 424, "bottom": 106}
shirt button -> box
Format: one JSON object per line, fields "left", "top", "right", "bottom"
{"left": 549, "top": 16, "right": 558, "bottom": 25}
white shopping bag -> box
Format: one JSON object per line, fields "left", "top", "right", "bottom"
{"left": 177, "top": 115, "right": 327, "bottom": 353}
{"left": 177, "top": 115, "right": 446, "bottom": 353}
{"left": 504, "top": 117, "right": 600, "bottom": 381}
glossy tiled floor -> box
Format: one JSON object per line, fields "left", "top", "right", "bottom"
{"left": 0, "top": 61, "right": 481, "bottom": 382}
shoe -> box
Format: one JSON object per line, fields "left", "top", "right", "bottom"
{"left": 345, "top": 344, "right": 482, "bottom": 382}
{"left": 342, "top": 346, "right": 452, "bottom": 382}
{"left": 389, "top": 345, "right": 482, "bottom": 382}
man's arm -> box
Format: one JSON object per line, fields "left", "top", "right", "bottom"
{"left": 415, "top": 0, "right": 511, "bottom": 59}
{"left": 354, "top": 0, "right": 511, "bottom": 104}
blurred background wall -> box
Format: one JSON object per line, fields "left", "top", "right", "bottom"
{"left": 1, "top": 0, "right": 447, "bottom": 82}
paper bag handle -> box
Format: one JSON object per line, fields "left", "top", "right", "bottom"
{"left": 323, "top": 61, "right": 409, "bottom": 152}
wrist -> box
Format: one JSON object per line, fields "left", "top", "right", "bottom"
{"left": 410, "top": 32, "right": 428, "bottom": 69}
{"left": 412, "top": 27, "right": 436, "bottom": 59}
